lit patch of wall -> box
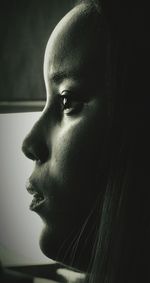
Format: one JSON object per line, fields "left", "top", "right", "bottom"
{"left": 0, "top": 112, "right": 51, "bottom": 266}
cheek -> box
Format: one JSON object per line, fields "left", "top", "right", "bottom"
{"left": 38, "top": 106, "right": 107, "bottom": 262}
{"left": 48, "top": 115, "right": 105, "bottom": 209}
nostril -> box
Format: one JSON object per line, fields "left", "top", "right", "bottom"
{"left": 22, "top": 143, "right": 36, "bottom": 161}
{"left": 25, "top": 150, "right": 37, "bottom": 161}
{"left": 22, "top": 139, "right": 49, "bottom": 163}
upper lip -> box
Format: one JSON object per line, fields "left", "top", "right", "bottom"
{"left": 26, "top": 179, "right": 43, "bottom": 196}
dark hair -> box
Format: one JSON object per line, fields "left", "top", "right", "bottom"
{"left": 74, "top": 1, "right": 150, "bottom": 282}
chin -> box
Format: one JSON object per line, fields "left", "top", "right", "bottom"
{"left": 39, "top": 224, "right": 60, "bottom": 260}
{"left": 39, "top": 222, "right": 94, "bottom": 272}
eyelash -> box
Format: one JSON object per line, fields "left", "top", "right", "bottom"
{"left": 59, "top": 91, "right": 83, "bottom": 115}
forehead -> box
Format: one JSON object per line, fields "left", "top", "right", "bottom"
{"left": 44, "top": 4, "right": 106, "bottom": 86}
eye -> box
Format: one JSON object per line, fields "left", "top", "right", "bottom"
{"left": 60, "top": 90, "right": 83, "bottom": 115}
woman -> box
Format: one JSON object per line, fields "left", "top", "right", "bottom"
{"left": 2, "top": 0, "right": 149, "bottom": 282}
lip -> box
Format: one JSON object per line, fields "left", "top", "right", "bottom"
{"left": 29, "top": 194, "right": 46, "bottom": 212}
{"left": 26, "top": 180, "right": 46, "bottom": 212}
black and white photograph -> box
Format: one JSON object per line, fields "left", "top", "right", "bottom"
{"left": 0, "top": 1, "right": 149, "bottom": 282}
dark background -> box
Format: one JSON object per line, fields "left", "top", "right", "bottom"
{"left": 0, "top": 0, "right": 73, "bottom": 106}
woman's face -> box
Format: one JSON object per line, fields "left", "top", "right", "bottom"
{"left": 22, "top": 4, "right": 108, "bottom": 270}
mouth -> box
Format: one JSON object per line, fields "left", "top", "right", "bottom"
{"left": 30, "top": 192, "right": 46, "bottom": 211}
{"left": 26, "top": 181, "right": 46, "bottom": 212}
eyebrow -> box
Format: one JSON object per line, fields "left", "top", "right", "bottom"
{"left": 50, "top": 70, "right": 81, "bottom": 83}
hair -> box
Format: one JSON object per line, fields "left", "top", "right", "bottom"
{"left": 73, "top": 1, "right": 150, "bottom": 282}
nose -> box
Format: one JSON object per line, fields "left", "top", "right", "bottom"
{"left": 22, "top": 118, "right": 49, "bottom": 164}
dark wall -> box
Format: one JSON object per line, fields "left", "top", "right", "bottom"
{"left": 0, "top": 0, "right": 73, "bottom": 102}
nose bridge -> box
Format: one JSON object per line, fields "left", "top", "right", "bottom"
{"left": 22, "top": 111, "right": 50, "bottom": 163}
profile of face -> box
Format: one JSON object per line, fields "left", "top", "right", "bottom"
{"left": 22, "top": 4, "right": 108, "bottom": 270}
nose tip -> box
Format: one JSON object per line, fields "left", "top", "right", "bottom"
{"left": 22, "top": 134, "right": 49, "bottom": 164}
{"left": 22, "top": 140, "right": 37, "bottom": 161}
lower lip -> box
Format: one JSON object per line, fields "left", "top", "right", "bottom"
{"left": 30, "top": 196, "right": 46, "bottom": 212}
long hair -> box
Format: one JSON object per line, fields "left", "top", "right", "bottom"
{"left": 74, "top": 1, "right": 150, "bottom": 282}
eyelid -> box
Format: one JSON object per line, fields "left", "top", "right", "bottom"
{"left": 60, "top": 90, "right": 72, "bottom": 96}
{"left": 59, "top": 88, "right": 90, "bottom": 104}
{"left": 60, "top": 89, "right": 84, "bottom": 102}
